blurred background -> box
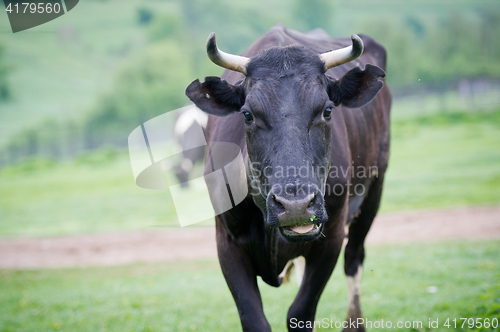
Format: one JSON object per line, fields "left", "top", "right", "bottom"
{"left": 0, "top": 0, "right": 499, "bottom": 331}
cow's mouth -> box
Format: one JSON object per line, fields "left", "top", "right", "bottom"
{"left": 279, "top": 222, "right": 324, "bottom": 242}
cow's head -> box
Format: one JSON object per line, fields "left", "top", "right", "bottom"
{"left": 186, "top": 33, "right": 385, "bottom": 242}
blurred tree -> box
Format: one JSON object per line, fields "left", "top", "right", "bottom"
{"left": 23, "top": 128, "right": 38, "bottom": 156}
{"left": 6, "top": 140, "right": 21, "bottom": 164}
{"left": 360, "top": 19, "right": 418, "bottom": 87}
{"left": 0, "top": 41, "right": 11, "bottom": 101}
{"left": 478, "top": 6, "right": 500, "bottom": 67}
{"left": 416, "top": 10, "right": 499, "bottom": 82}
{"left": 38, "top": 119, "right": 62, "bottom": 159}
{"left": 137, "top": 7, "right": 154, "bottom": 26}
{"left": 148, "top": 13, "right": 184, "bottom": 41}
{"left": 0, "top": 150, "right": 5, "bottom": 169}
{"left": 180, "top": 0, "right": 279, "bottom": 55}
{"left": 406, "top": 16, "right": 425, "bottom": 39}
{"left": 292, "top": 0, "right": 333, "bottom": 32}
{"left": 64, "top": 120, "right": 83, "bottom": 158}
{"left": 360, "top": 8, "right": 500, "bottom": 89}
{"left": 83, "top": 40, "right": 193, "bottom": 148}
{"left": 4, "top": 128, "right": 39, "bottom": 163}
{"left": 4, "top": 0, "right": 500, "bottom": 166}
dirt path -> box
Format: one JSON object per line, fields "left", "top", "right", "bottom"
{"left": 0, "top": 206, "right": 499, "bottom": 269}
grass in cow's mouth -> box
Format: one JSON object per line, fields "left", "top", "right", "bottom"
{"left": 318, "top": 224, "right": 325, "bottom": 237}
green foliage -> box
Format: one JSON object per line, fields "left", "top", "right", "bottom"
{"left": 359, "top": 6, "right": 500, "bottom": 88}
{"left": 37, "top": 118, "right": 63, "bottom": 158}
{"left": 148, "top": 13, "right": 184, "bottom": 42}
{"left": 83, "top": 40, "right": 193, "bottom": 148}
{"left": 469, "top": 275, "right": 500, "bottom": 331}
{"left": 2, "top": 118, "right": 64, "bottom": 164}
{"left": 74, "top": 146, "right": 118, "bottom": 166}
{"left": 1, "top": 109, "right": 499, "bottom": 238}
{"left": 0, "top": 241, "right": 498, "bottom": 331}
{"left": 3, "top": 128, "right": 39, "bottom": 164}
{"left": 292, "top": 0, "right": 333, "bottom": 32}
{"left": 0, "top": 158, "right": 55, "bottom": 176}
{"left": 0, "top": 0, "right": 160, "bottom": 150}
{"left": 0, "top": 152, "right": 184, "bottom": 238}
{"left": 392, "top": 109, "right": 500, "bottom": 131}
{"left": 136, "top": 6, "right": 154, "bottom": 25}
{"left": 382, "top": 109, "right": 500, "bottom": 212}
{"left": 3, "top": 0, "right": 500, "bottom": 164}
{"left": 0, "top": 41, "right": 11, "bottom": 101}
{"left": 179, "top": 0, "right": 280, "bottom": 55}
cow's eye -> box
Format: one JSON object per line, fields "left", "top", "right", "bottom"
{"left": 242, "top": 111, "right": 254, "bottom": 123}
{"left": 323, "top": 107, "right": 333, "bottom": 119}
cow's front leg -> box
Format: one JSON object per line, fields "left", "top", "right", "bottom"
{"left": 287, "top": 239, "right": 344, "bottom": 332}
{"left": 343, "top": 178, "right": 385, "bottom": 332}
{"left": 217, "top": 226, "right": 271, "bottom": 332}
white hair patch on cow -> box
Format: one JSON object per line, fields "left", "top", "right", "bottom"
{"left": 181, "top": 158, "right": 193, "bottom": 172}
{"left": 175, "top": 105, "right": 208, "bottom": 140}
{"left": 279, "top": 259, "right": 293, "bottom": 281}
{"left": 347, "top": 265, "right": 362, "bottom": 311}
{"left": 293, "top": 256, "right": 305, "bottom": 286}
{"left": 279, "top": 256, "right": 305, "bottom": 287}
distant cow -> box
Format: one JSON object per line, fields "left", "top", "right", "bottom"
{"left": 173, "top": 105, "right": 208, "bottom": 187}
{"left": 186, "top": 24, "right": 391, "bottom": 332}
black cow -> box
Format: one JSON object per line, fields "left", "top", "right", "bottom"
{"left": 186, "top": 24, "right": 391, "bottom": 332}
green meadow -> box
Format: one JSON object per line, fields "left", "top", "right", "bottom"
{"left": 1, "top": 109, "right": 499, "bottom": 238}
{"left": 0, "top": 241, "right": 498, "bottom": 331}
{"left": 1, "top": 0, "right": 500, "bottom": 331}
{"left": 1, "top": 107, "right": 498, "bottom": 332}
{"left": 383, "top": 109, "right": 500, "bottom": 211}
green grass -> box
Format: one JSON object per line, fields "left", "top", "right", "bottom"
{"left": 0, "top": 149, "right": 210, "bottom": 238}
{"left": 381, "top": 109, "right": 500, "bottom": 212}
{"left": 0, "top": 110, "right": 499, "bottom": 238}
{"left": 0, "top": 0, "right": 176, "bottom": 146}
{"left": 0, "top": 240, "right": 498, "bottom": 331}
{"left": 1, "top": 0, "right": 499, "bottom": 147}
{"left": 392, "top": 89, "right": 500, "bottom": 121}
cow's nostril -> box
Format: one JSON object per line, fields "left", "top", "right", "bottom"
{"left": 272, "top": 192, "right": 316, "bottom": 221}
{"left": 272, "top": 195, "right": 285, "bottom": 212}
{"left": 308, "top": 194, "right": 316, "bottom": 207}
{"left": 268, "top": 188, "right": 325, "bottom": 227}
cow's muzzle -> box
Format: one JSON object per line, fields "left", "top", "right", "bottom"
{"left": 266, "top": 184, "right": 327, "bottom": 242}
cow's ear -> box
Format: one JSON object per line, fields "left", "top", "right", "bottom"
{"left": 185, "top": 76, "right": 245, "bottom": 116}
{"left": 327, "top": 64, "right": 385, "bottom": 108}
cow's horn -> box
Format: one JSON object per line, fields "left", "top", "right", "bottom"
{"left": 206, "top": 32, "right": 250, "bottom": 75}
{"left": 319, "top": 34, "right": 364, "bottom": 71}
